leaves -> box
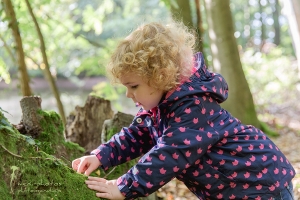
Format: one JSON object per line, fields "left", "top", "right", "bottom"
{"left": 10, "top": 165, "right": 19, "bottom": 193}
{"left": 0, "top": 57, "right": 11, "bottom": 84}
{"left": 25, "top": 136, "right": 36, "bottom": 145}
{"left": 0, "top": 118, "right": 11, "bottom": 127}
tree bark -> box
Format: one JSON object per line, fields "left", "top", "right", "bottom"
{"left": 65, "top": 95, "right": 114, "bottom": 153}
{"left": 19, "top": 96, "right": 43, "bottom": 138}
{"left": 204, "top": 0, "right": 260, "bottom": 128}
{"left": 259, "top": 0, "right": 266, "bottom": 51}
{"left": 101, "top": 111, "right": 134, "bottom": 143}
{"left": 273, "top": 0, "right": 281, "bottom": 45}
{"left": 2, "top": 0, "right": 32, "bottom": 96}
{"left": 24, "top": 0, "right": 66, "bottom": 125}
{"left": 170, "top": 0, "right": 194, "bottom": 29}
{"left": 194, "top": 0, "right": 204, "bottom": 53}
{"left": 0, "top": 34, "right": 16, "bottom": 64}
{"left": 282, "top": 0, "right": 300, "bottom": 79}
{"left": 290, "top": 0, "right": 300, "bottom": 79}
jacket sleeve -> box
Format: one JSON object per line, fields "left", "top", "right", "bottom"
{"left": 117, "top": 99, "right": 220, "bottom": 199}
{"left": 90, "top": 109, "right": 155, "bottom": 170}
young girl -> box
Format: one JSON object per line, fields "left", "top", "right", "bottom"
{"left": 72, "top": 21, "right": 295, "bottom": 200}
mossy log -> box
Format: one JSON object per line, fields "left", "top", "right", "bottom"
{"left": 0, "top": 98, "right": 101, "bottom": 200}
{"left": 1, "top": 95, "right": 158, "bottom": 200}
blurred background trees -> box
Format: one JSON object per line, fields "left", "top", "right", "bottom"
{"left": 0, "top": 0, "right": 299, "bottom": 130}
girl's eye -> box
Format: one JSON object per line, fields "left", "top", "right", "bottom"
{"left": 131, "top": 85, "right": 138, "bottom": 89}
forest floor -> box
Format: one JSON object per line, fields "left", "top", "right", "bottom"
{"left": 1, "top": 77, "right": 300, "bottom": 199}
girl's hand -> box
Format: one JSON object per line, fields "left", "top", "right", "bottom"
{"left": 85, "top": 177, "right": 125, "bottom": 200}
{"left": 72, "top": 155, "right": 101, "bottom": 176}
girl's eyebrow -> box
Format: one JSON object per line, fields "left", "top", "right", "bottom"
{"left": 124, "top": 81, "right": 136, "bottom": 85}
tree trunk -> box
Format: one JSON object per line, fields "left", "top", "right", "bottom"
{"left": 0, "top": 34, "right": 16, "bottom": 64}
{"left": 241, "top": 3, "right": 250, "bottom": 48}
{"left": 259, "top": 0, "right": 266, "bottom": 51}
{"left": 273, "top": 0, "right": 281, "bottom": 45}
{"left": 169, "top": 0, "right": 204, "bottom": 55}
{"left": 204, "top": 0, "right": 260, "bottom": 128}
{"left": 2, "top": 0, "right": 32, "bottom": 96}
{"left": 65, "top": 95, "right": 114, "bottom": 153}
{"left": 24, "top": 0, "right": 66, "bottom": 125}
{"left": 289, "top": 0, "right": 300, "bottom": 79}
{"left": 170, "top": 0, "right": 194, "bottom": 29}
{"left": 194, "top": 0, "right": 204, "bottom": 53}
{"left": 282, "top": 0, "right": 300, "bottom": 79}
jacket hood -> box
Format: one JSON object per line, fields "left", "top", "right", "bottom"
{"left": 160, "top": 52, "right": 228, "bottom": 107}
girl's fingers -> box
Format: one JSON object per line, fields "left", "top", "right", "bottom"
{"left": 85, "top": 180, "right": 107, "bottom": 187}
{"left": 96, "top": 192, "right": 111, "bottom": 199}
{"left": 87, "top": 183, "right": 106, "bottom": 192}
{"left": 71, "top": 159, "right": 79, "bottom": 170}
{"left": 77, "top": 159, "right": 86, "bottom": 173}
{"left": 87, "top": 176, "right": 107, "bottom": 182}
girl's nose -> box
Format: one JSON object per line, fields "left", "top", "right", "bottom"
{"left": 126, "top": 89, "right": 132, "bottom": 98}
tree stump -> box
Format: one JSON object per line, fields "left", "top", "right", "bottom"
{"left": 19, "top": 96, "right": 43, "bottom": 138}
{"left": 101, "top": 111, "right": 134, "bottom": 143}
{"left": 65, "top": 95, "right": 114, "bottom": 153}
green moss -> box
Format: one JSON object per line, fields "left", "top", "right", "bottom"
{"left": 33, "top": 110, "right": 84, "bottom": 161}
{"left": 260, "top": 121, "right": 280, "bottom": 137}
{"left": 0, "top": 110, "right": 103, "bottom": 200}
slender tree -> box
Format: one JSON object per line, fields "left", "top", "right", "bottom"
{"left": 282, "top": 0, "right": 300, "bottom": 79}
{"left": 169, "top": 0, "right": 204, "bottom": 53}
{"left": 24, "top": 0, "right": 66, "bottom": 125}
{"left": 290, "top": 0, "right": 300, "bottom": 79}
{"left": 170, "top": 0, "right": 194, "bottom": 28}
{"left": 259, "top": 0, "right": 266, "bottom": 50}
{"left": 195, "top": 0, "right": 205, "bottom": 53}
{"left": 204, "top": 0, "right": 260, "bottom": 128}
{"left": 2, "top": 0, "right": 32, "bottom": 96}
{"left": 272, "top": 0, "right": 281, "bottom": 45}
{"left": 0, "top": 34, "right": 17, "bottom": 64}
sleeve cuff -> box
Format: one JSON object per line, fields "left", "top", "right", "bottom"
{"left": 117, "top": 176, "right": 135, "bottom": 200}
{"left": 90, "top": 147, "right": 112, "bottom": 170}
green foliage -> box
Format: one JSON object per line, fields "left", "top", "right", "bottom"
{"left": 74, "top": 39, "right": 117, "bottom": 76}
{"left": 91, "top": 81, "right": 127, "bottom": 111}
{"left": 0, "top": 58, "right": 11, "bottom": 84}
{"left": 91, "top": 82, "right": 124, "bottom": 101}
{"left": 230, "top": 0, "right": 294, "bottom": 53}
{"left": 241, "top": 47, "right": 297, "bottom": 130}
{"left": 0, "top": 0, "right": 171, "bottom": 80}
{"left": 242, "top": 47, "right": 297, "bottom": 106}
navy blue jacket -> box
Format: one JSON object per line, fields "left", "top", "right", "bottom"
{"left": 91, "top": 52, "right": 295, "bottom": 200}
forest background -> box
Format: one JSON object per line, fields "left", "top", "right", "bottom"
{"left": 0, "top": 0, "right": 300, "bottom": 199}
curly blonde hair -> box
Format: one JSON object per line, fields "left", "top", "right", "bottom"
{"left": 106, "top": 21, "right": 195, "bottom": 92}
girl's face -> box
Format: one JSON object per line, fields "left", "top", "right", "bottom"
{"left": 120, "top": 73, "right": 164, "bottom": 111}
